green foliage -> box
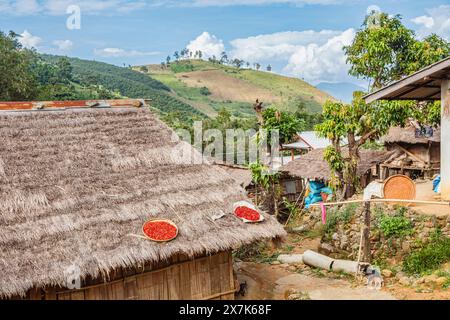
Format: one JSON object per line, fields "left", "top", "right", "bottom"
{"left": 344, "top": 13, "right": 417, "bottom": 89}
{"left": 248, "top": 162, "right": 280, "bottom": 190}
{"left": 199, "top": 86, "right": 211, "bottom": 96}
{"left": 403, "top": 232, "right": 450, "bottom": 275}
{"left": 379, "top": 215, "right": 413, "bottom": 238}
{"left": 323, "top": 204, "right": 357, "bottom": 236}
{"left": 170, "top": 61, "right": 194, "bottom": 73}
{"left": 0, "top": 31, "right": 37, "bottom": 100}
{"left": 262, "top": 107, "right": 305, "bottom": 145}
{"left": 41, "top": 54, "right": 205, "bottom": 123}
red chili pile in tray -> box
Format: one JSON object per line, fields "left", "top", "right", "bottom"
{"left": 234, "top": 206, "right": 261, "bottom": 221}
{"left": 143, "top": 220, "right": 177, "bottom": 241}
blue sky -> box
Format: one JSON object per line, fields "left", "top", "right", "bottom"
{"left": 1, "top": 0, "right": 449, "bottom": 85}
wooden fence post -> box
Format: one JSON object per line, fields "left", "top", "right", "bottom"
{"left": 363, "top": 201, "right": 371, "bottom": 263}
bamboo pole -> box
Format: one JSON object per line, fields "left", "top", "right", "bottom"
{"left": 309, "top": 198, "right": 450, "bottom": 207}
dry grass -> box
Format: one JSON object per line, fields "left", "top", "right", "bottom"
{"left": 176, "top": 70, "right": 280, "bottom": 103}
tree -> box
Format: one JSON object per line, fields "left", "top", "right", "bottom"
{"left": 56, "top": 57, "right": 73, "bottom": 83}
{"left": 255, "top": 63, "right": 261, "bottom": 71}
{"left": 262, "top": 107, "right": 304, "bottom": 146}
{"left": 166, "top": 55, "right": 171, "bottom": 65}
{"left": 344, "top": 13, "right": 416, "bottom": 90}
{"left": 220, "top": 51, "right": 228, "bottom": 64}
{"left": 316, "top": 94, "right": 413, "bottom": 198}
{"left": 231, "top": 59, "right": 244, "bottom": 69}
{"left": 173, "top": 51, "right": 179, "bottom": 61}
{"left": 318, "top": 11, "right": 449, "bottom": 198}
{"left": 0, "top": 31, "right": 37, "bottom": 100}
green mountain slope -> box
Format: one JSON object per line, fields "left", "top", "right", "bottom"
{"left": 139, "top": 60, "right": 335, "bottom": 118}
{"left": 41, "top": 54, "right": 206, "bottom": 122}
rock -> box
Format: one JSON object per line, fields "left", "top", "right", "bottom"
{"left": 423, "top": 274, "right": 438, "bottom": 284}
{"left": 332, "top": 233, "right": 339, "bottom": 241}
{"left": 287, "top": 265, "right": 297, "bottom": 272}
{"left": 435, "top": 277, "right": 448, "bottom": 287}
{"left": 399, "top": 276, "right": 412, "bottom": 286}
{"left": 413, "top": 277, "right": 425, "bottom": 286}
{"left": 286, "top": 292, "right": 311, "bottom": 300}
{"left": 381, "top": 269, "right": 393, "bottom": 278}
{"left": 277, "top": 254, "right": 303, "bottom": 265}
{"left": 424, "top": 221, "right": 434, "bottom": 228}
{"left": 271, "top": 261, "right": 281, "bottom": 265}
{"left": 319, "top": 242, "right": 335, "bottom": 255}
{"left": 291, "top": 225, "right": 308, "bottom": 233}
{"left": 401, "top": 241, "right": 411, "bottom": 252}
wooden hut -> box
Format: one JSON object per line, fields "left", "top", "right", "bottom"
{"left": 0, "top": 99, "right": 285, "bottom": 300}
{"left": 279, "top": 148, "right": 394, "bottom": 201}
{"left": 380, "top": 124, "right": 440, "bottom": 179}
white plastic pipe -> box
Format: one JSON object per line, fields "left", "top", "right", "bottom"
{"left": 302, "top": 250, "right": 334, "bottom": 270}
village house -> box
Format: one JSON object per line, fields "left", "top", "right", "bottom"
{"left": 280, "top": 131, "right": 332, "bottom": 163}
{"left": 380, "top": 123, "right": 440, "bottom": 179}
{"left": 364, "top": 56, "right": 450, "bottom": 201}
{"left": 0, "top": 99, "right": 285, "bottom": 300}
{"left": 279, "top": 148, "right": 394, "bottom": 202}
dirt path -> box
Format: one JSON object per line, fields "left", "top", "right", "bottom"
{"left": 235, "top": 262, "right": 396, "bottom": 300}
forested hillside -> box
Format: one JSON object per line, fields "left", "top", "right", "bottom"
{"left": 42, "top": 54, "right": 206, "bottom": 122}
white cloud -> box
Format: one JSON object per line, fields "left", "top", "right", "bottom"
{"left": 284, "top": 28, "right": 356, "bottom": 84}
{"left": 411, "top": 5, "right": 450, "bottom": 40}
{"left": 227, "top": 28, "right": 355, "bottom": 84}
{"left": 0, "top": 0, "right": 147, "bottom": 15}
{"left": 230, "top": 30, "right": 341, "bottom": 61}
{"left": 53, "top": 39, "right": 73, "bottom": 51}
{"left": 94, "top": 47, "right": 160, "bottom": 58}
{"left": 188, "top": 0, "right": 344, "bottom": 7}
{"left": 0, "top": 0, "right": 40, "bottom": 15}
{"left": 411, "top": 15, "right": 434, "bottom": 29}
{"left": 186, "top": 32, "right": 225, "bottom": 59}
{"left": 18, "top": 30, "right": 42, "bottom": 49}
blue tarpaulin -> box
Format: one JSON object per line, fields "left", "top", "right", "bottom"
{"left": 305, "top": 181, "right": 333, "bottom": 209}
{"left": 433, "top": 175, "right": 441, "bottom": 193}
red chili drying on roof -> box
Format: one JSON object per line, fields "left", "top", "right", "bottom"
{"left": 234, "top": 206, "right": 261, "bottom": 221}
{"left": 143, "top": 220, "right": 178, "bottom": 241}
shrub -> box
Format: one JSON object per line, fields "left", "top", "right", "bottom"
{"left": 199, "top": 86, "right": 211, "bottom": 96}
{"left": 324, "top": 203, "right": 357, "bottom": 235}
{"left": 378, "top": 213, "right": 413, "bottom": 238}
{"left": 402, "top": 233, "right": 450, "bottom": 275}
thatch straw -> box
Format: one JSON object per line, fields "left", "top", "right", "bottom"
{"left": 382, "top": 125, "right": 440, "bottom": 144}
{"left": 280, "top": 148, "right": 395, "bottom": 180}
{"left": 0, "top": 107, "right": 285, "bottom": 298}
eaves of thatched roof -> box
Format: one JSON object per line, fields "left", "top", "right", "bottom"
{"left": 382, "top": 125, "right": 441, "bottom": 144}
{"left": 280, "top": 148, "right": 394, "bottom": 180}
{"left": 0, "top": 102, "right": 285, "bottom": 298}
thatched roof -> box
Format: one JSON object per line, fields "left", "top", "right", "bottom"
{"left": 280, "top": 148, "right": 394, "bottom": 180}
{"left": 0, "top": 102, "right": 285, "bottom": 298}
{"left": 382, "top": 125, "right": 440, "bottom": 144}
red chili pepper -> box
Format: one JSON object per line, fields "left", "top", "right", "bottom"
{"left": 234, "top": 206, "right": 261, "bottom": 221}
{"left": 143, "top": 221, "right": 177, "bottom": 241}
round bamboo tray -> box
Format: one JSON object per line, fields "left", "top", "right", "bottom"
{"left": 383, "top": 174, "right": 416, "bottom": 204}
{"left": 142, "top": 219, "right": 178, "bottom": 242}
